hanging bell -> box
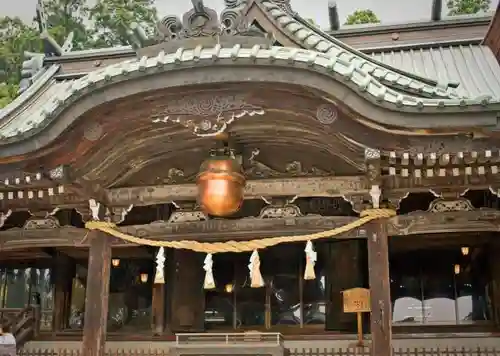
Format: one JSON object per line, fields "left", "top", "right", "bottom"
{"left": 197, "top": 152, "right": 246, "bottom": 217}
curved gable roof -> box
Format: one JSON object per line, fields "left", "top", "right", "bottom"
{"left": 0, "top": 0, "right": 499, "bottom": 153}
{"left": 249, "top": 0, "right": 462, "bottom": 99}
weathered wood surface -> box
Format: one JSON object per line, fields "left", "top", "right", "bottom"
{"left": 15, "top": 347, "right": 500, "bottom": 356}
{"left": 151, "top": 284, "right": 165, "bottom": 335}
{"left": 1, "top": 210, "right": 500, "bottom": 251}
{"left": 81, "top": 230, "right": 111, "bottom": 356}
{"left": 484, "top": 1, "right": 500, "bottom": 62}
{"left": 106, "top": 176, "right": 367, "bottom": 206}
{"left": 105, "top": 176, "right": 500, "bottom": 207}
{"left": 168, "top": 250, "right": 204, "bottom": 332}
{"left": 367, "top": 218, "right": 392, "bottom": 356}
{"left": 52, "top": 252, "right": 75, "bottom": 331}
{"left": 4, "top": 174, "right": 500, "bottom": 211}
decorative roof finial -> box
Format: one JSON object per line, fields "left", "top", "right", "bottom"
{"left": 35, "top": 0, "right": 74, "bottom": 56}
{"left": 431, "top": 0, "right": 443, "bottom": 21}
{"left": 35, "top": 0, "right": 48, "bottom": 33}
{"left": 191, "top": 0, "right": 206, "bottom": 14}
{"left": 328, "top": 1, "right": 340, "bottom": 31}
{"left": 156, "top": 0, "right": 268, "bottom": 43}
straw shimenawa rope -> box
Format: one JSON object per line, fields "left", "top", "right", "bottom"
{"left": 84, "top": 208, "right": 396, "bottom": 253}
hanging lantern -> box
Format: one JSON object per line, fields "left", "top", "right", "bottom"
{"left": 454, "top": 264, "right": 460, "bottom": 275}
{"left": 140, "top": 273, "right": 149, "bottom": 283}
{"left": 111, "top": 258, "right": 120, "bottom": 267}
{"left": 197, "top": 150, "right": 246, "bottom": 217}
{"left": 461, "top": 246, "right": 469, "bottom": 256}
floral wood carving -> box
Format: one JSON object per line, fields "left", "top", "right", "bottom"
{"left": 163, "top": 168, "right": 185, "bottom": 184}
{"left": 244, "top": 160, "right": 281, "bottom": 178}
{"left": 24, "top": 216, "right": 60, "bottom": 230}
{"left": 151, "top": 94, "right": 265, "bottom": 137}
{"left": 244, "top": 160, "right": 332, "bottom": 179}
{"left": 316, "top": 104, "right": 338, "bottom": 125}
{"left": 168, "top": 210, "right": 208, "bottom": 223}
{"left": 259, "top": 205, "right": 303, "bottom": 219}
{"left": 285, "top": 161, "right": 331, "bottom": 177}
{"left": 428, "top": 198, "right": 474, "bottom": 212}
{"left": 245, "top": 149, "right": 333, "bottom": 179}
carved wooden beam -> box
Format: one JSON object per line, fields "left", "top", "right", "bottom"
{"left": 118, "top": 215, "right": 363, "bottom": 240}
{"left": 0, "top": 215, "right": 363, "bottom": 251}
{"left": 2, "top": 210, "right": 500, "bottom": 251}
{"left": 106, "top": 176, "right": 367, "bottom": 206}
{"left": 387, "top": 209, "right": 500, "bottom": 236}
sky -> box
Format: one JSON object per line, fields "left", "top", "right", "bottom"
{"left": 2, "top": 0, "right": 499, "bottom": 28}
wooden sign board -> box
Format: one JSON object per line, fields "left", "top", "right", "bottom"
{"left": 342, "top": 287, "right": 371, "bottom": 313}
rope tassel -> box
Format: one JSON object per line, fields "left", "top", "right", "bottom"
{"left": 203, "top": 253, "right": 216, "bottom": 289}
{"left": 304, "top": 240, "right": 317, "bottom": 280}
{"left": 249, "top": 250, "right": 264, "bottom": 288}
{"left": 154, "top": 247, "right": 165, "bottom": 284}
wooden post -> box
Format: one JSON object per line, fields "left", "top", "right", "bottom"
{"left": 489, "top": 241, "right": 500, "bottom": 325}
{"left": 357, "top": 312, "right": 363, "bottom": 345}
{"left": 168, "top": 249, "right": 205, "bottom": 332}
{"left": 151, "top": 284, "right": 165, "bottom": 335}
{"left": 52, "top": 253, "right": 75, "bottom": 331}
{"left": 81, "top": 230, "right": 112, "bottom": 356}
{"left": 367, "top": 219, "right": 392, "bottom": 356}
{"left": 365, "top": 148, "right": 392, "bottom": 356}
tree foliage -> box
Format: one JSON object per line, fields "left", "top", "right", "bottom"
{"left": 345, "top": 9, "right": 380, "bottom": 25}
{"left": 0, "top": 17, "right": 42, "bottom": 106}
{"left": 42, "top": 0, "right": 91, "bottom": 49}
{"left": 447, "top": 0, "right": 491, "bottom": 15}
{"left": 0, "top": 0, "right": 159, "bottom": 108}
{"left": 89, "top": 0, "right": 158, "bottom": 48}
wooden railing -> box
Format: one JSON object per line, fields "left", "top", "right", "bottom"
{"left": 13, "top": 348, "right": 500, "bottom": 356}
{"left": 175, "top": 332, "right": 284, "bottom": 346}
{"left": 18, "top": 351, "right": 170, "bottom": 356}
{"left": 0, "top": 306, "right": 40, "bottom": 347}
{"left": 290, "top": 348, "right": 500, "bottom": 356}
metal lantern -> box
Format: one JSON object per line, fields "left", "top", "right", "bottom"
{"left": 197, "top": 152, "right": 246, "bottom": 217}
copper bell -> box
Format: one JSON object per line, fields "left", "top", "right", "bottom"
{"left": 197, "top": 154, "right": 246, "bottom": 217}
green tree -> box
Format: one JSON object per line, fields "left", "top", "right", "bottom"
{"left": 88, "top": 0, "right": 158, "bottom": 48}
{"left": 447, "top": 0, "right": 491, "bottom": 15}
{"left": 0, "top": 0, "right": 160, "bottom": 108}
{"left": 345, "top": 9, "right": 380, "bottom": 25}
{"left": 0, "top": 0, "right": 93, "bottom": 108}
{"left": 0, "top": 17, "right": 43, "bottom": 107}
{"left": 41, "top": 0, "right": 92, "bottom": 50}
{"left": 0, "top": 83, "right": 19, "bottom": 108}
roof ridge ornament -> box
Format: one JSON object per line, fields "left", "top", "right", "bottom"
{"left": 157, "top": 0, "right": 267, "bottom": 42}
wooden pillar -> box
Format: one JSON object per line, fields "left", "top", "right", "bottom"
{"left": 489, "top": 241, "right": 500, "bottom": 325}
{"left": 151, "top": 284, "right": 165, "bottom": 335}
{"left": 325, "top": 240, "right": 366, "bottom": 332}
{"left": 52, "top": 253, "right": 75, "bottom": 331}
{"left": 367, "top": 219, "right": 392, "bottom": 356}
{"left": 365, "top": 148, "right": 392, "bottom": 356}
{"left": 81, "top": 230, "right": 112, "bottom": 356}
{"left": 168, "top": 249, "right": 204, "bottom": 332}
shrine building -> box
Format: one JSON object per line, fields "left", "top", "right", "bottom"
{"left": 1, "top": 0, "right": 500, "bottom": 355}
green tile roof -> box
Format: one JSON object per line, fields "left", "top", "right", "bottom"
{"left": 0, "top": 0, "right": 499, "bottom": 144}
